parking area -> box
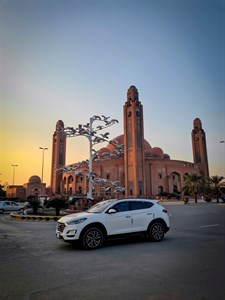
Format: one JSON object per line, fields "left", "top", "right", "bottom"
{"left": 0, "top": 203, "right": 225, "bottom": 300}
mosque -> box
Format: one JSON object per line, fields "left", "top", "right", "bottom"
{"left": 51, "top": 86, "right": 209, "bottom": 199}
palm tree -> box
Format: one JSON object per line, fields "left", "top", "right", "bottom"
{"left": 182, "top": 173, "right": 203, "bottom": 203}
{"left": 209, "top": 175, "right": 224, "bottom": 203}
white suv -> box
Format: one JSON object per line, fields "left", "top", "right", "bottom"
{"left": 56, "top": 198, "right": 170, "bottom": 250}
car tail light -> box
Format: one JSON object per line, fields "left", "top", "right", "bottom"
{"left": 162, "top": 209, "right": 168, "bottom": 213}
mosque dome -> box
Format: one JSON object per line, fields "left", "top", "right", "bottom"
{"left": 143, "top": 140, "right": 152, "bottom": 150}
{"left": 29, "top": 175, "right": 41, "bottom": 184}
{"left": 149, "top": 147, "right": 164, "bottom": 158}
{"left": 106, "top": 134, "right": 124, "bottom": 152}
{"left": 98, "top": 147, "right": 110, "bottom": 158}
{"left": 105, "top": 134, "right": 152, "bottom": 152}
{"left": 144, "top": 149, "right": 153, "bottom": 157}
{"left": 164, "top": 153, "right": 170, "bottom": 159}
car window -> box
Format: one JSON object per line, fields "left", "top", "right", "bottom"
{"left": 129, "top": 201, "right": 154, "bottom": 210}
{"left": 112, "top": 201, "right": 129, "bottom": 212}
{"left": 87, "top": 200, "right": 116, "bottom": 213}
{"left": 144, "top": 201, "right": 154, "bottom": 209}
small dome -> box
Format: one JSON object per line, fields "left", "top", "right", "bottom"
{"left": 29, "top": 175, "right": 41, "bottom": 184}
{"left": 150, "top": 147, "right": 164, "bottom": 158}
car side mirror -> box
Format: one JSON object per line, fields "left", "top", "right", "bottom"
{"left": 107, "top": 208, "right": 117, "bottom": 214}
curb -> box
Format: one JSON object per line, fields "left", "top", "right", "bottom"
{"left": 10, "top": 212, "right": 61, "bottom": 222}
{"left": 159, "top": 201, "right": 184, "bottom": 205}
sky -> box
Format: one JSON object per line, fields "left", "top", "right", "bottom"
{"left": 1, "top": 0, "right": 225, "bottom": 187}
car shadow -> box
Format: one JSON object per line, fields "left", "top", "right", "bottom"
{"left": 58, "top": 234, "right": 171, "bottom": 251}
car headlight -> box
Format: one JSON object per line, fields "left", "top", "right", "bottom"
{"left": 66, "top": 218, "right": 87, "bottom": 225}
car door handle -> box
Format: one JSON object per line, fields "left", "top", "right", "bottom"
{"left": 147, "top": 213, "right": 152, "bottom": 215}
{"left": 125, "top": 216, "right": 131, "bottom": 218}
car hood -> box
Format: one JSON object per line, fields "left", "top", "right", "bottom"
{"left": 58, "top": 211, "right": 93, "bottom": 223}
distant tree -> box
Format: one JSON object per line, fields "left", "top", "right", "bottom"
{"left": 219, "top": 179, "right": 225, "bottom": 202}
{"left": 209, "top": 175, "right": 224, "bottom": 203}
{"left": 198, "top": 177, "right": 212, "bottom": 202}
{"left": 0, "top": 185, "right": 6, "bottom": 198}
{"left": 45, "top": 197, "right": 68, "bottom": 216}
{"left": 182, "top": 173, "right": 203, "bottom": 203}
{"left": 27, "top": 195, "right": 41, "bottom": 215}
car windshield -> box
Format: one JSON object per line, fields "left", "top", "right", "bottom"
{"left": 87, "top": 199, "right": 116, "bottom": 213}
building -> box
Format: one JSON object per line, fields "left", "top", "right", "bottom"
{"left": 51, "top": 86, "right": 209, "bottom": 198}
{"left": 23, "top": 175, "right": 47, "bottom": 198}
{"left": 6, "top": 185, "right": 26, "bottom": 199}
{"left": 6, "top": 175, "right": 47, "bottom": 200}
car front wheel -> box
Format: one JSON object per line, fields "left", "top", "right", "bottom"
{"left": 148, "top": 222, "right": 165, "bottom": 242}
{"left": 81, "top": 227, "right": 104, "bottom": 250}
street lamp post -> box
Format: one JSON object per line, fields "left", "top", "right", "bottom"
{"left": 11, "top": 164, "right": 18, "bottom": 185}
{"left": 39, "top": 147, "right": 48, "bottom": 183}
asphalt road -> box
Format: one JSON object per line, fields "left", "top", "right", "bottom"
{"left": 0, "top": 203, "right": 224, "bottom": 300}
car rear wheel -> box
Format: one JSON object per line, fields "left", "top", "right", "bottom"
{"left": 148, "top": 222, "right": 165, "bottom": 242}
{"left": 81, "top": 227, "right": 104, "bottom": 250}
{"left": 0, "top": 209, "right": 4, "bottom": 214}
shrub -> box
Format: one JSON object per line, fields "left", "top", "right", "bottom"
{"left": 45, "top": 197, "right": 68, "bottom": 216}
{"left": 27, "top": 195, "right": 41, "bottom": 215}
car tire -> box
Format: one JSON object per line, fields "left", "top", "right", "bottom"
{"left": 148, "top": 222, "right": 165, "bottom": 242}
{"left": 0, "top": 209, "right": 4, "bottom": 214}
{"left": 81, "top": 227, "right": 104, "bottom": 250}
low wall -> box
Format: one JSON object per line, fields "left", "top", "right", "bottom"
{"left": 10, "top": 212, "right": 61, "bottom": 222}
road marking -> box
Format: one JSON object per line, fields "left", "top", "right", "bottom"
{"left": 199, "top": 224, "right": 219, "bottom": 228}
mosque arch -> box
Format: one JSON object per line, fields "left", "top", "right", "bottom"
{"left": 168, "top": 171, "right": 182, "bottom": 193}
{"left": 68, "top": 175, "right": 73, "bottom": 184}
{"left": 69, "top": 187, "right": 72, "bottom": 195}
{"left": 158, "top": 186, "right": 164, "bottom": 195}
{"left": 173, "top": 185, "right": 178, "bottom": 193}
{"left": 183, "top": 173, "right": 189, "bottom": 180}
{"left": 170, "top": 172, "right": 181, "bottom": 181}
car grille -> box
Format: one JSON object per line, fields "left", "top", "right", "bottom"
{"left": 57, "top": 222, "right": 66, "bottom": 233}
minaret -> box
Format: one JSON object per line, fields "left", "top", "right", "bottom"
{"left": 191, "top": 118, "right": 209, "bottom": 177}
{"left": 123, "top": 86, "right": 146, "bottom": 197}
{"left": 51, "top": 120, "right": 66, "bottom": 194}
